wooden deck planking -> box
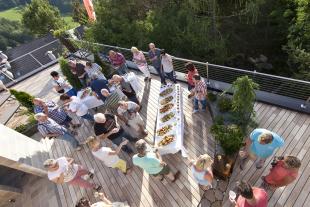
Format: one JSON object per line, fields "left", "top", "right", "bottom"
{"left": 11, "top": 65, "right": 310, "bottom": 207}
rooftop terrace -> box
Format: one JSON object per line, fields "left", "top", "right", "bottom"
{"left": 1, "top": 63, "right": 309, "bottom": 207}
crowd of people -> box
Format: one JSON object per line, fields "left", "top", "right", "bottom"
{"left": 28, "top": 43, "right": 301, "bottom": 207}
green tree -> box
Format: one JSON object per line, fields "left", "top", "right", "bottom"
{"left": 229, "top": 76, "right": 259, "bottom": 132}
{"left": 0, "top": 18, "right": 33, "bottom": 51}
{"left": 22, "top": 0, "right": 65, "bottom": 36}
{"left": 72, "top": 0, "right": 88, "bottom": 25}
{"left": 9, "top": 89, "right": 34, "bottom": 112}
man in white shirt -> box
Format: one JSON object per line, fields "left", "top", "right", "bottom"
{"left": 117, "top": 101, "right": 147, "bottom": 137}
{"left": 43, "top": 157, "right": 101, "bottom": 191}
{"left": 60, "top": 94, "right": 94, "bottom": 121}
{"left": 50, "top": 71, "right": 77, "bottom": 97}
{"left": 160, "top": 49, "right": 176, "bottom": 83}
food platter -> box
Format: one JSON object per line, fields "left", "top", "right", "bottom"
{"left": 159, "top": 87, "right": 173, "bottom": 97}
{"left": 160, "top": 112, "right": 175, "bottom": 123}
{"left": 160, "top": 96, "right": 173, "bottom": 105}
{"left": 155, "top": 84, "right": 186, "bottom": 157}
{"left": 157, "top": 125, "right": 173, "bottom": 136}
{"left": 158, "top": 135, "right": 175, "bottom": 146}
{"left": 160, "top": 103, "right": 174, "bottom": 114}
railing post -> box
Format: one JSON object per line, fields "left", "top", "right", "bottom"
{"left": 301, "top": 97, "right": 310, "bottom": 109}
{"left": 206, "top": 62, "right": 210, "bottom": 85}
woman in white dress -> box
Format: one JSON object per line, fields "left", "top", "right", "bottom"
{"left": 131, "top": 47, "right": 151, "bottom": 81}
{"left": 189, "top": 154, "right": 214, "bottom": 191}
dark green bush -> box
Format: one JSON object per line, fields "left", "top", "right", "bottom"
{"left": 14, "top": 114, "right": 37, "bottom": 135}
{"left": 211, "top": 124, "right": 244, "bottom": 155}
{"left": 59, "top": 57, "right": 82, "bottom": 89}
{"left": 94, "top": 53, "right": 111, "bottom": 78}
{"left": 218, "top": 96, "right": 232, "bottom": 112}
{"left": 207, "top": 92, "right": 217, "bottom": 102}
{"left": 10, "top": 89, "right": 34, "bottom": 111}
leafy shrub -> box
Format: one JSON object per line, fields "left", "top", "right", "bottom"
{"left": 14, "top": 114, "right": 37, "bottom": 135}
{"left": 207, "top": 92, "right": 217, "bottom": 102}
{"left": 230, "top": 76, "right": 259, "bottom": 132}
{"left": 211, "top": 124, "right": 244, "bottom": 155}
{"left": 59, "top": 56, "right": 82, "bottom": 89}
{"left": 94, "top": 53, "right": 111, "bottom": 78}
{"left": 218, "top": 96, "right": 232, "bottom": 112}
{"left": 10, "top": 89, "right": 34, "bottom": 111}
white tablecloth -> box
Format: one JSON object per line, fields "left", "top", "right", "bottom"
{"left": 155, "top": 84, "right": 187, "bottom": 157}
{"left": 77, "top": 89, "right": 104, "bottom": 109}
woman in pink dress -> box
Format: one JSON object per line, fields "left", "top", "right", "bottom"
{"left": 131, "top": 47, "right": 151, "bottom": 81}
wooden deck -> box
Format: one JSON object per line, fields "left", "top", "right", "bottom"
{"left": 12, "top": 64, "right": 310, "bottom": 207}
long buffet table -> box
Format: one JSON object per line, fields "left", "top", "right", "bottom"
{"left": 155, "top": 84, "right": 187, "bottom": 157}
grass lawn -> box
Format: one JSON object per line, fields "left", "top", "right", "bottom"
{"left": 0, "top": 7, "right": 23, "bottom": 21}
{"left": 0, "top": 7, "right": 79, "bottom": 29}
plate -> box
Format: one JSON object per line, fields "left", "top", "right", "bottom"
{"left": 159, "top": 88, "right": 173, "bottom": 97}
{"left": 158, "top": 135, "right": 175, "bottom": 146}
{"left": 160, "top": 103, "right": 174, "bottom": 114}
{"left": 160, "top": 112, "right": 175, "bottom": 123}
{"left": 157, "top": 124, "right": 173, "bottom": 136}
{"left": 160, "top": 96, "right": 174, "bottom": 105}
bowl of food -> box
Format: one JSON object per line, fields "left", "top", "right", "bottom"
{"left": 160, "top": 96, "right": 174, "bottom": 105}
{"left": 158, "top": 135, "right": 175, "bottom": 146}
{"left": 159, "top": 88, "right": 173, "bottom": 97}
{"left": 160, "top": 103, "right": 174, "bottom": 114}
{"left": 160, "top": 112, "right": 175, "bottom": 123}
{"left": 157, "top": 125, "right": 173, "bottom": 136}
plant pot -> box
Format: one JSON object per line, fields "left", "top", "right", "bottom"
{"left": 212, "top": 153, "right": 237, "bottom": 180}
{"left": 22, "top": 124, "right": 38, "bottom": 137}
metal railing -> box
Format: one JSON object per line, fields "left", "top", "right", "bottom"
{"left": 71, "top": 39, "right": 310, "bottom": 102}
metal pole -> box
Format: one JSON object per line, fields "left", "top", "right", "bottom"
{"left": 206, "top": 62, "right": 210, "bottom": 85}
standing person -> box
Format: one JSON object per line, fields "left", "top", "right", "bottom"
{"left": 148, "top": 43, "right": 166, "bottom": 84}
{"left": 86, "top": 136, "right": 131, "bottom": 174}
{"left": 112, "top": 74, "right": 139, "bottom": 104}
{"left": 133, "top": 139, "right": 180, "bottom": 182}
{"left": 189, "top": 154, "right": 214, "bottom": 190}
{"left": 117, "top": 101, "right": 147, "bottom": 137}
{"left": 0, "top": 51, "right": 11, "bottom": 70}
{"left": 43, "top": 157, "right": 101, "bottom": 191}
{"left": 93, "top": 113, "right": 136, "bottom": 154}
{"left": 75, "top": 193, "right": 129, "bottom": 207}
{"left": 101, "top": 88, "right": 127, "bottom": 115}
{"left": 160, "top": 49, "right": 176, "bottom": 83}
{"left": 229, "top": 181, "right": 268, "bottom": 207}
{"left": 131, "top": 46, "right": 151, "bottom": 81}
{"left": 50, "top": 71, "right": 77, "bottom": 97}
{"left": 60, "top": 94, "right": 94, "bottom": 121}
{"left": 239, "top": 128, "right": 285, "bottom": 169}
{"left": 189, "top": 75, "right": 207, "bottom": 113}
{"left": 85, "top": 61, "right": 106, "bottom": 81}
{"left": 68, "top": 60, "right": 88, "bottom": 88}
{"left": 34, "top": 113, "right": 81, "bottom": 151}
{"left": 89, "top": 73, "right": 110, "bottom": 101}
{"left": 185, "top": 62, "right": 199, "bottom": 92}
{"left": 108, "top": 50, "right": 128, "bottom": 75}
{"left": 0, "top": 80, "right": 8, "bottom": 92}
{"left": 33, "top": 98, "right": 80, "bottom": 129}
{"left": 262, "top": 155, "right": 301, "bottom": 189}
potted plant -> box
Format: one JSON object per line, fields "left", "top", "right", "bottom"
{"left": 210, "top": 76, "right": 259, "bottom": 179}
{"left": 9, "top": 89, "right": 38, "bottom": 136}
